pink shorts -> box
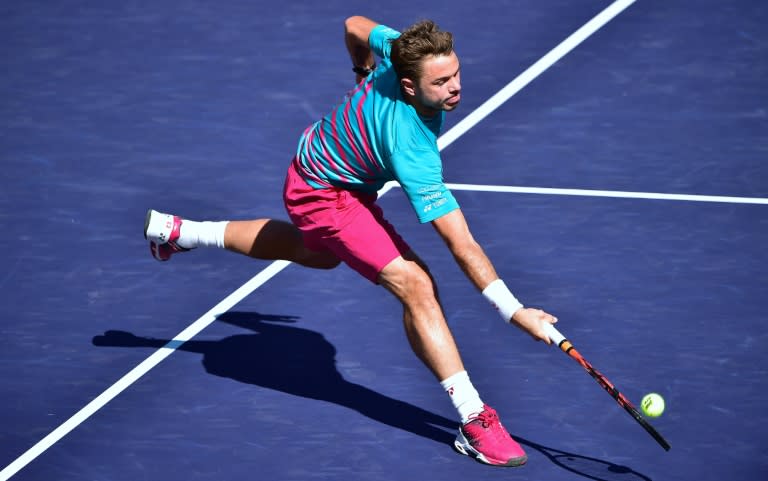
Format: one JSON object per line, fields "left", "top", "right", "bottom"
{"left": 283, "top": 158, "right": 411, "bottom": 283}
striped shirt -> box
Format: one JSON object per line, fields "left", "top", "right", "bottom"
{"left": 295, "top": 24, "right": 459, "bottom": 223}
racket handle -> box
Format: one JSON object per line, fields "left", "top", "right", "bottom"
{"left": 543, "top": 323, "right": 566, "bottom": 345}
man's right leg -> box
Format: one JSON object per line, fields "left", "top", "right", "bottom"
{"left": 377, "top": 254, "right": 527, "bottom": 467}
{"left": 284, "top": 159, "right": 525, "bottom": 466}
{"left": 377, "top": 253, "right": 465, "bottom": 382}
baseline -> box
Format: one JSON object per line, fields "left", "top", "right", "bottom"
{"left": 446, "top": 183, "right": 768, "bottom": 205}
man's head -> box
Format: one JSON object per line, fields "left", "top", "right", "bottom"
{"left": 390, "top": 20, "right": 461, "bottom": 117}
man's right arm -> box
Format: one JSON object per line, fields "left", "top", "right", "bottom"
{"left": 431, "top": 209, "right": 558, "bottom": 343}
{"left": 344, "top": 16, "right": 379, "bottom": 82}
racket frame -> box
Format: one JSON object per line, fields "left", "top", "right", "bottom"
{"left": 544, "top": 324, "right": 671, "bottom": 451}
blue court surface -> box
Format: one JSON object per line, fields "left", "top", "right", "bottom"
{"left": 2, "top": 0, "right": 767, "bottom": 480}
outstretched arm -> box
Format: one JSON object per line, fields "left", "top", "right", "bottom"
{"left": 344, "top": 16, "right": 378, "bottom": 82}
{"left": 431, "top": 209, "right": 557, "bottom": 343}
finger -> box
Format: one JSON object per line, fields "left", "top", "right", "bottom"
{"left": 539, "top": 316, "right": 554, "bottom": 344}
{"left": 532, "top": 333, "right": 551, "bottom": 345}
{"left": 537, "top": 326, "right": 552, "bottom": 345}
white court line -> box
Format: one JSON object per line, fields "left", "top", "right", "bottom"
{"left": 1, "top": 1, "right": 636, "bottom": 479}
{"left": 447, "top": 183, "right": 768, "bottom": 205}
{"left": 437, "top": 0, "right": 637, "bottom": 151}
{"left": 0, "top": 261, "right": 292, "bottom": 481}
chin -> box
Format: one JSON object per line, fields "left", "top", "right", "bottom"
{"left": 443, "top": 101, "right": 460, "bottom": 111}
{"left": 443, "top": 96, "right": 461, "bottom": 110}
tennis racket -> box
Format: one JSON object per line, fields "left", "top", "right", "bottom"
{"left": 543, "top": 323, "right": 671, "bottom": 451}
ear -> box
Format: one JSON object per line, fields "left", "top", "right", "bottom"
{"left": 400, "top": 78, "right": 416, "bottom": 97}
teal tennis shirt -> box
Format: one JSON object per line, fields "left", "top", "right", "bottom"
{"left": 295, "top": 24, "right": 459, "bottom": 223}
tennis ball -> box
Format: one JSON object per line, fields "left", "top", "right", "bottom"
{"left": 641, "top": 393, "right": 665, "bottom": 418}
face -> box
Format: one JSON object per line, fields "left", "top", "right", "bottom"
{"left": 403, "top": 51, "right": 461, "bottom": 117}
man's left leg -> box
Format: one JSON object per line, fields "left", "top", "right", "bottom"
{"left": 144, "top": 209, "right": 340, "bottom": 268}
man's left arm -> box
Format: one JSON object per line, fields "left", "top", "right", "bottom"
{"left": 431, "top": 208, "right": 558, "bottom": 343}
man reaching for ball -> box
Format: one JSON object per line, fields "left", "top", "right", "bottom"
{"left": 143, "top": 16, "right": 558, "bottom": 467}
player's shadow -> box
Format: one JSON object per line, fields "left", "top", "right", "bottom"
{"left": 92, "top": 311, "right": 652, "bottom": 480}
{"left": 92, "top": 311, "right": 456, "bottom": 445}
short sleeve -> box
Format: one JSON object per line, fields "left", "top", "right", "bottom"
{"left": 388, "top": 149, "right": 460, "bottom": 223}
{"left": 368, "top": 24, "right": 401, "bottom": 59}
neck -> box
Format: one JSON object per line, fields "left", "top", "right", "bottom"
{"left": 403, "top": 93, "right": 439, "bottom": 118}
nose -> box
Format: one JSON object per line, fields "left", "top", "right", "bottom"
{"left": 449, "top": 75, "right": 461, "bottom": 93}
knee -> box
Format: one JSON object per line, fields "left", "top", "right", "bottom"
{"left": 406, "top": 266, "right": 435, "bottom": 296}
{"left": 297, "top": 249, "right": 342, "bottom": 270}
{"left": 313, "top": 256, "right": 342, "bottom": 270}
{"left": 324, "top": 257, "right": 343, "bottom": 270}
{"left": 381, "top": 258, "right": 436, "bottom": 302}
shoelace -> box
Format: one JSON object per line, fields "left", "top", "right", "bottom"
{"left": 468, "top": 407, "right": 498, "bottom": 429}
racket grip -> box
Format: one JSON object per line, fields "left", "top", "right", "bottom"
{"left": 543, "top": 323, "right": 566, "bottom": 345}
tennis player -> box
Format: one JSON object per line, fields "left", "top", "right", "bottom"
{"left": 144, "top": 16, "right": 557, "bottom": 467}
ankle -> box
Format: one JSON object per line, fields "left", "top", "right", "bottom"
{"left": 178, "top": 220, "right": 228, "bottom": 249}
{"left": 440, "top": 371, "right": 485, "bottom": 424}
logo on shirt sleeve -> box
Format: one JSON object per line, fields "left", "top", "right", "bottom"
{"left": 420, "top": 186, "right": 448, "bottom": 213}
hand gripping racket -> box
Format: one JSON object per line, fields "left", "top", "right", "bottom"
{"left": 543, "top": 323, "right": 671, "bottom": 451}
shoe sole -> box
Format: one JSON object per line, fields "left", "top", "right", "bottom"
{"left": 144, "top": 209, "right": 169, "bottom": 261}
{"left": 143, "top": 209, "right": 153, "bottom": 240}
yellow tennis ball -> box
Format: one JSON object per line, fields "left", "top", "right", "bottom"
{"left": 641, "top": 393, "right": 665, "bottom": 418}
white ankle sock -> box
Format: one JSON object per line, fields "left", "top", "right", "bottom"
{"left": 440, "top": 370, "right": 485, "bottom": 424}
{"left": 177, "top": 220, "right": 228, "bottom": 249}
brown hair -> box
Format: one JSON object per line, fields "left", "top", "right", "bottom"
{"left": 390, "top": 20, "right": 454, "bottom": 81}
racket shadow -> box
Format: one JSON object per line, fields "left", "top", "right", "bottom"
{"left": 92, "top": 310, "right": 457, "bottom": 446}
{"left": 516, "top": 436, "right": 653, "bottom": 481}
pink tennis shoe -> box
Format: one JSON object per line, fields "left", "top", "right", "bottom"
{"left": 453, "top": 404, "right": 528, "bottom": 467}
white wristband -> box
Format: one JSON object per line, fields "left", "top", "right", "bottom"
{"left": 482, "top": 279, "right": 523, "bottom": 323}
